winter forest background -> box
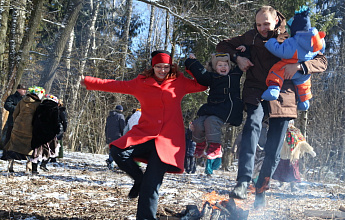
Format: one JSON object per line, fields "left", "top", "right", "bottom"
{"left": 0, "top": 0, "right": 344, "bottom": 182}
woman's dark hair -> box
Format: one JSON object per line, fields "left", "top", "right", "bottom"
{"left": 140, "top": 63, "right": 180, "bottom": 79}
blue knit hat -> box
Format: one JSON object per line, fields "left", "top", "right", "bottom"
{"left": 288, "top": 6, "right": 311, "bottom": 37}
{"left": 115, "top": 105, "right": 123, "bottom": 111}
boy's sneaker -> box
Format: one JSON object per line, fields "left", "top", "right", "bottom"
{"left": 194, "top": 142, "right": 207, "bottom": 158}
{"left": 206, "top": 143, "right": 222, "bottom": 159}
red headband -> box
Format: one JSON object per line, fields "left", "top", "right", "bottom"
{"left": 152, "top": 53, "right": 172, "bottom": 67}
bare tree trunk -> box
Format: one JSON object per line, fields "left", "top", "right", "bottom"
{"left": 16, "top": 0, "right": 27, "bottom": 47}
{"left": 119, "top": 0, "right": 133, "bottom": 78}
{"left": 0, "top": 0, "right": 10, "bottom": 132}
{"left": 146, "top": 5, "right": 155, "bottom": 59}
{"left": 164, "top": 10, "right": 170, "bottom": 51}
{"left": 39, "top": 0, "right": 83, "bottom": 93}
{"left": 299, "top": 111, "right": 308, "bottom": 174}
{"left": 80, "top": 2, "right": 99, "bottom": 75}
{"left": 69, "top": 1, "right": 100, "bottom": 151}
{"left": 64, "top": 28, "right": 74, "bottom": 98}
{"left": 1, "top": 0, "right": 45, "bottom": 127}
{"left": 0, "top": 0, "right": 10, "bottom": 81}
{"left": 170, "top": 18, "right": 178, "bottom": 62}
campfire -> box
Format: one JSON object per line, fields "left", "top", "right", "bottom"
{"left": 166, "top": 191, "right": 250, "bottom": 220}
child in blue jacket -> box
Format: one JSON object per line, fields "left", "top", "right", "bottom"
{"left": 261, "top": 6, "right": 326, "bottom": 111}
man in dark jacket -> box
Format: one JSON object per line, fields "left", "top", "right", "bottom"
{"left": 1, "top": 84, "right": 27, "bottom": 158}
{"left": 105, "top": 105, "right": 125, "bottom": 169}
{"left": 216, "top": 5, "right": 327, "bottom": 208}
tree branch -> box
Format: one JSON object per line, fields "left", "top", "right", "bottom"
{"left": 137, "top": 0, "right": 217, "bottom": 46}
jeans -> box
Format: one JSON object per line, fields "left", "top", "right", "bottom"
{"left": 238, "top": 101, "right": 290, "bottom": 190}
{"left": 184, "top": 156, "right": 196, "bottom": 174}
{"left": 110, "top": 140, "right": 169, "bottom": 220}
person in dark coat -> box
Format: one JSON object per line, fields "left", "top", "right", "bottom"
{"left": 105, "top": 105, "right": 125, "bottom": 169}
{"left": 31, "top": 94, "right": 60, "bottom": 174}
{"left": 1, "top": 84, "right": 27, "bottom": 159}
{"left": 184, "top": 124, "right": 196, "bottom": 174}
{"left": 55, "top": 99, "right": 68, "bottom": 159}
{"left": 185, "top": 53, "right": 243, "bottom": 160}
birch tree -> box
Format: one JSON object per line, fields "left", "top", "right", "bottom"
{"left": 38, "top": 0, "right": 83, "bottom": 93}
{"left": 0, "top": 0, "right": 10, "bottom": 90}
{"left": 8, "top": 0, "right": 27, "bottom": 79}
{"left": 1, "top": 0, "right": 45, "bottom": 108}
{"left": 0, "top": 0, "right": 10, "bottom": 133}
{"left": 69, "top": 1, "right": 100, "bottom": 151}
{"left": 146, "top": 5, "right": 155, "bottom": 60}
{"left": 119, "top": 0, "right": 133, "bottom": 77}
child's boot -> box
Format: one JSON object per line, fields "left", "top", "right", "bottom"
{"left": 194, "top": 141, "right": 207, "bottom": 158}
{"left": 261, "top": 85, "right": 280, "bottom": 101}
{"left": 206, "top": 143, "right": 222, "bottom": 159}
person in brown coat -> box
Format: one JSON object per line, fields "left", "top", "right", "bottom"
{"left": 4, "top": 86, "right": 45, "bottom": 173}
{"left": 216, "top": 5, "right": 327, "bottom": 208}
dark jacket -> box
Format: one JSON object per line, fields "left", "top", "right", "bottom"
{"left": 4, "top": 91, "right": 24, "bottom": 126}
{"left": 31, "top": 100, "right": 60, "bottom": 149}
{"left": 185, "top": 59, "right": 243, "bottom": 126}
{"left": 57, "top": 106, "right": 68, "bottom": 140}
{"left": 105, "top": 110, "right": 125, "bottom": 144}
{"left": 216, "top": 11, "right": 327, "bottom": 118}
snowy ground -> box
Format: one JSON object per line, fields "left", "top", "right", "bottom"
{"left": 0, "top": 150, "right": 344, "bottom": 219}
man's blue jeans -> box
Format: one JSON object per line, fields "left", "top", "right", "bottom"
{"left": 238, "top": 101, "right": 290, "bottom": 190}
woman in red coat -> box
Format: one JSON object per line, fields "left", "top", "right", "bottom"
{"left": 81, "top": 50, "right": 206, "bottom": 219}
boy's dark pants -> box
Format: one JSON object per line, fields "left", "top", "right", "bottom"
{"left": 184, "top": 156, "right": 196, "bottom": 174}
{"left": 110, "top": 140, "right": 169, "bottom": 220}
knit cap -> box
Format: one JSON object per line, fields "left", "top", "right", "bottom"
{"left": 288, "top": 6, "right": 311, "bottom": 37}
{"left": 151, "top": 50, "right": 172, "bottom": 66}
{"left": 115, "top": 105, "right": 123, "bottom": 112}
{"left": 17, "top": 84, "right": 27, "bottom": 90}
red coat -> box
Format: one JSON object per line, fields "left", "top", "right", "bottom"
{"left": 84, "top": 74, "right": 206, "bottom": 173}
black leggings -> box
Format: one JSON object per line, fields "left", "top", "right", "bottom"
{"left": 110, "top": 140, "right": 170, "bottom": 220}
